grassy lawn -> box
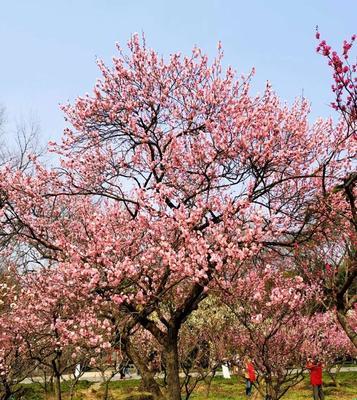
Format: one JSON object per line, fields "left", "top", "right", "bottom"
{"left": 13, "top": 380, "right": 92, "bottom": 400}
{"left": 14, "top": 371, "right": 357, "bottom": 399}
{"left": 188, "top": 373, "right": 357, "bottom": 400}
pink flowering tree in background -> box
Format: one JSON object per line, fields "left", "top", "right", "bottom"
{"left": 221, "top": 265, "right": 320, "bottom": 400}
{"left": 0, "top": 34, "right": 355, "bottom": 399}
{"left": 177, "top": 297, "right": 235, "bottom": 399}
{"left": 84, "top": 339, "right": 129, "bottom": 400}
{"left": 0, "top": 271, "right": 33, "bottom": 400}
{"left": 293, "top": 231, "right": 357, "bottom": 348}
{"left": 9, "top": 268, "right": 113, "bottom": 400}
{"left": 302, "top": 311, "right": 356, "bottom": 387}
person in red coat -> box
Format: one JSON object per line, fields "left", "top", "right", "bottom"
{"left": 244, "top": 357, "right": 256, "bottom": 396}
{"left": 306, "top": 359, "right": 325, "bottom": 400}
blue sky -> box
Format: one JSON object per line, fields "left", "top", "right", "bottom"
{"left": 0, "top": 0, "right": 356, "bottom": 143}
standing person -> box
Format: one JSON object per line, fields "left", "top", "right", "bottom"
{"left": 306, "top": 359, "right": 325, "bottom": 400}
{"left": 222, "top": 359, "right": 231, "bottom": 379}
{"left": 244, "top": 357, "right": 256, "bottom": 397}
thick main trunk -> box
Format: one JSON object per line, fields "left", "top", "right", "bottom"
{"left": 265, "top": 378, "right": 278, "bottom": 400}
{"left": 165, "top": 330, "right": 181, "bottom": 400}
{"left": 337, "top": 310, "right": 357, "bottom": 348}
{"left": 125, "top": 338, "right": 164, "bottom": 399}
{"left": 1, "top": 392, "right": 11, "bottom": 400}
{"left": 0, "top": 381, "right": 12, "bottom": 400}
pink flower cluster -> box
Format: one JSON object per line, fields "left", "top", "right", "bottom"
{"left": 316, "top": 31, "right": 357, "bottom": 116}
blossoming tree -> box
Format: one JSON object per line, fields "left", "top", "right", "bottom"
{"left": 290, "top": 31, "right": 357, "bottom": 347}
{"left": 0, "top": 35, "right": 355, "bottom": 398}
{"left": 9, "top": 268, "right": 112, "bottom": 400}
{"left": 221, "top": 266, "right": 318, "bottom": 400}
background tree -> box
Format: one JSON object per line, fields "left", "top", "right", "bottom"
{"left": 0, "top": 270, "right": 34, "bottom": 400}
{"left": 9, "top": 268, "right": 112, "bottom": 400}
{"left": 177, "top": 298, "right": 232, "bottom": 399}
{"left": 222, "top": 266, "right": 320, "bottom": 400}
{"left": 302, "top": 311, "right": 356, "bottom": 388}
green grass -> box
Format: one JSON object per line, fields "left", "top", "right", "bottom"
{"left": 12, "top": 371, "right": 357, "bottom": 399}
{"left": 105, "top": 372, "right": 357, "bottom": 400}
{"left": 12, "top": 380, "right": 92, "bottom": 400}
{"left": 108, "top": 379, "right": 143, "bottom": 390}
{"left": 187, "top": 372, "right": 357, "bottom": 400}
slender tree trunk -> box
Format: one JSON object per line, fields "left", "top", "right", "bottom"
{"left": 54, "top": 373, "right": 62, "bottom": 400}
{"left": 102, "top": 380, "right": 109, "bottom": 400}
{"left": 204, "top": 371, "right": 216, "bottom": 398}
{"left": 69, "top": 376, "right": 80, "bottom": 400}
{"left": 327, "top": 363, "right": 342, "bottom": 388}
{"left": 48, "top": 373, "right": 54, "bottom": 394}
{"left": 52, "top": 360, "right": 62, "bottom": 400}
{"left": 165, "top": 329, "right": 181, "bottom": 400}
{"left": 69, "top": 385, "right": 75, "bottom": 400}
{"left": 125, "top": 338, "right": 164, "bottom": 399}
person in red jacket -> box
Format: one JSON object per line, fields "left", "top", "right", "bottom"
{"left": 306, "top": 359, "right": 325, "bottom": 400}
{"left": 244, "top": 357, "right": 256, "bottom": 396}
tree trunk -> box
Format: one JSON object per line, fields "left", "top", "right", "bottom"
{"left": 204, "top": 371, "right": 216, "bottom": 398}
{"left": 125, "top": 338, "right": 164, "bottom": 399}
{"left": 52, "top": 360, "right": 62, "bottom": 400}
{"left": 69, "top": 377, "right": 80, "bottom": 400}
{"left": 165, "top": 329, "right": 181, "bottom": 400}
{"left": 1, "top": 392, "right": 11, "bottom": 400}
{"left": 336, "top": 310, "right": 357, "bottom": 348}
{"left": 1, "top": 381, "right": 12, "bottom": 400}
{"left": 48, "top": 373, "right": 54, "bottom": 393}
{"left": 102, "top": 381, "right": 109, "bottom": 400}
{"left": 327, "top": 363, "right": 342, "bottom": 388}
{"left": 54, "top": 373, "right": 62, "bottom": 400}
{"left": 69, "top": 385, "right": 75, "bottom": 400}
{"left": 264, "top": 378, "right": 278, "bottom": 400}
